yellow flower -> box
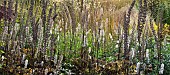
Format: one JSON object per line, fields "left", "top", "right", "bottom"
{"left": 153, "top": 22, "right": 158, "bottom": 31}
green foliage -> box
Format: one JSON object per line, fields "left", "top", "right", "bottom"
{"left": 0, "top": 0, "right": 169, "bottom": 74}
{"left": 162, "top": 2, "right": 170, "bottom": 25}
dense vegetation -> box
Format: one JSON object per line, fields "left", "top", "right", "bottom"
{"left": 0, "top": 0, "right": 169, "bottom": 75}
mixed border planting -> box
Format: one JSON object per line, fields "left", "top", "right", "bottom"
{"left": 0, "top": 0, "right": 170, "bottom": 75}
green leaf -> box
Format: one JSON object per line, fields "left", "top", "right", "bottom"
{"left": 0, "top": 64, "right": 2, "bottom": 68}
{"left": 0, "top": 50, "right": 5, "bottom": 54}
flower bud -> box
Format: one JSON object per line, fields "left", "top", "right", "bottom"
{"left": 24, "top": 59, "right": 28, "bottom": 68}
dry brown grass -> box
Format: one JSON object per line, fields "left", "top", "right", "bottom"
{"left": 53, "top": 0, "right": 138, "bottom": 35}
{"left": 95, "top": 0, "right": 138, "bottom": 35}
{"left": 97, "top": 0, "right": 132, "bottom": 9}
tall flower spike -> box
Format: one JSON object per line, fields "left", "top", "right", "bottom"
{"left": 136, "top": 62, "right": 140, "bottom": 74}
{"left": 138, "top": 0, "right": 147, "bottom": 41}
{"left": 123, "top": 0, "right": 136, "bottom": 59}
{"left": 146, "top": 49, "right": 150, "bottom": 63}
{"left": 1, "top": 56, "right": 5, "bottom": 61}
{"left": 131, "top": 48, "right": 135, "bottom": 59}
{"left": 41, "top": 61, "right": 44, "bottom": 67}
{"left": 54, "top": 55, "right": 58, "bottom": 65}
{"left": 24, "top": 59, "right": 28, "bottom": 68}
{"left": 137, "top": 0, "right": 148, "bottom": 61}
{"left": 137, "top": 0, "right": 143, "bottom": 42}
{"left": 22, "top": 54, "right": 26, "bottom": 63}
{"left": 159, "top": 63, "right": 164, "bottom": 74}
{"left": 109, "top": 33, "right": 113, "bottom": 41}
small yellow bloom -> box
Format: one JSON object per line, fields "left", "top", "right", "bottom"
{"left": 153, "top": 22, "right": 158, "bottom": 31}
